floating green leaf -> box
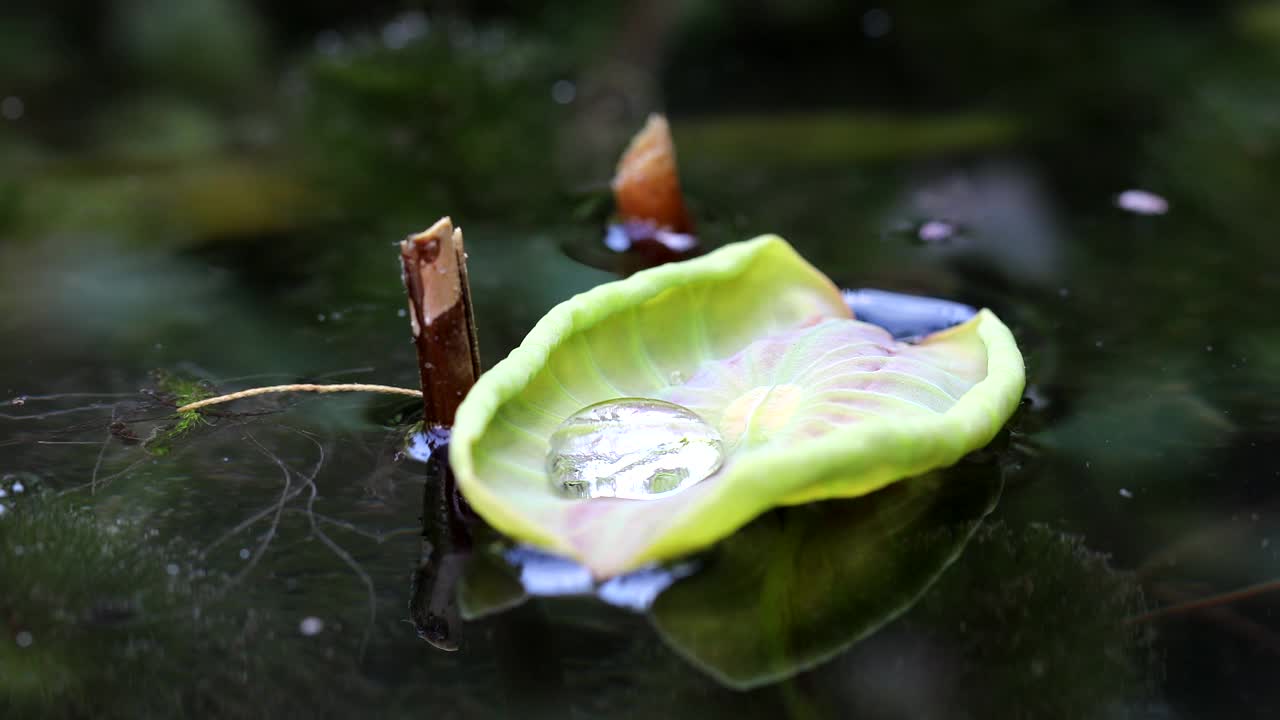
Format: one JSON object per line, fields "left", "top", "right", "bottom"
{"left": 449, "top": 236, "right": 1024, "bottom": 577}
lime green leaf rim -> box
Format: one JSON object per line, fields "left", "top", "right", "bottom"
{"left": 449, "top": 235, "right": 1025, "bottom": 577}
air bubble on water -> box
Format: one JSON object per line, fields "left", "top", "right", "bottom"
{"left": 166, "top": 563, "right": 180, "bottom": 576}
{"left": 10, "top": 482, "right": 23, "bottom": 494}
{"left": 917, "top": 220, "right": 955, "bottom": 243}
{"left": 862, "top": 8, "right": 892, "bottom": 38}
{"left": 1119, "top": 488, "right": 1134, "bottom": 499}
{"left": 551, "top": 80, "right": 576, "bottom": 105}
{"left": 547, "top": 398, "right": 724, "bottom": 500}
{"left": 669, "top": 371, "right": 685, "bottom": 385}
{"left": 382, "top": 11, "right": 429, "bottom": 50}
{"left": 299, "top": 616, "right": 324, "bottom": 636}
{"left": 238, "top": 548, "right": 251, "bottom": 560}
{"left": 315, "top": 30, "right": 345, "bottom": 56}
{"left": 15, "top": 631, "right": 32, "bottom": 648}
{"left": 2, "top": 96, "right": 24, "bottom": 121}
{"left": 1116, "top": 189, "right": 1169, "bottom": 216}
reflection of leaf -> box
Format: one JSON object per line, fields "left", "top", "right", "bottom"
{"left": 450, "top": 236, "right": 1025, "bottom": 577}
{"left": 458, "top": 546, "right": 528, "bottom": 621}
{"left": 648, "top": 464, "right": 1002, "bottom": 689}
{"left": 1037, "top": 380, "right": 1232, "bottom": 477}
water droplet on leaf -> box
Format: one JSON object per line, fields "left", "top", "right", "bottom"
{"left": 547, "top": 398, "right": 724, "bottom": 500}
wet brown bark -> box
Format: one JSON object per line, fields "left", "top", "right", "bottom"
{"left": 399, "top": 216, "right": 481, "bottom": 428}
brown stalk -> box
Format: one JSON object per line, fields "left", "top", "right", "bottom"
{"left": 399, "top": 216, "right": 481, "bottom": 428}
{"left": 611, "top": 113, "right": 694, "bottom": 233}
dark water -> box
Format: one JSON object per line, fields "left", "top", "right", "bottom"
{"left": 3, "top": 2, "right": 1279, "bottom": 718}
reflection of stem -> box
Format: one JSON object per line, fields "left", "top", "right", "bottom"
{"left": 410, "top": 434, "right": 472, "bottom": 651}
{"left": 1130, "top": 578, "right": 1280, "bottom": 625}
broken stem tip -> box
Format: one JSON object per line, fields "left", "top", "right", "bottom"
{"left": 400, "top": 216, "right": 481, "bottom": 428}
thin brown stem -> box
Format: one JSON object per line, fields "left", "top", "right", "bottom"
{"left": 1129, "top": 577, "right": 1280, "bottom": 624}
{"left": 176, "top": 383, "right": 421, "bottom": 413}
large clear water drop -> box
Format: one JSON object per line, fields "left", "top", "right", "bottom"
{"left": 547, "top": 398, "right": 724, "bottom": 500}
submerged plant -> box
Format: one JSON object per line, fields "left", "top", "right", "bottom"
{"left": 449, "top": 236, "right": 1025, "bottom": 577}
{"left": 143, "top": 371, "right": 214, "bottom": 456}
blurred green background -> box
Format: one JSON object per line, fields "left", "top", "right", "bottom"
{"left": 2, "top": 1, "right": 1279, "bottom": 718}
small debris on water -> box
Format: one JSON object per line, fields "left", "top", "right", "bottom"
{"left": 166, "top": 563, "right": 180, "bottom": 576}
{"left": 238, "top": 548, "right": 251, "bottom": 560}
{"left": 15, "top": 631, "right": 33, "bottom": 648}
{"left": 1116, "top": 189, "right": 1169, "bottom": 216}
{"left": 1119, "top": 488, "right": 1134, "bottom": 499}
